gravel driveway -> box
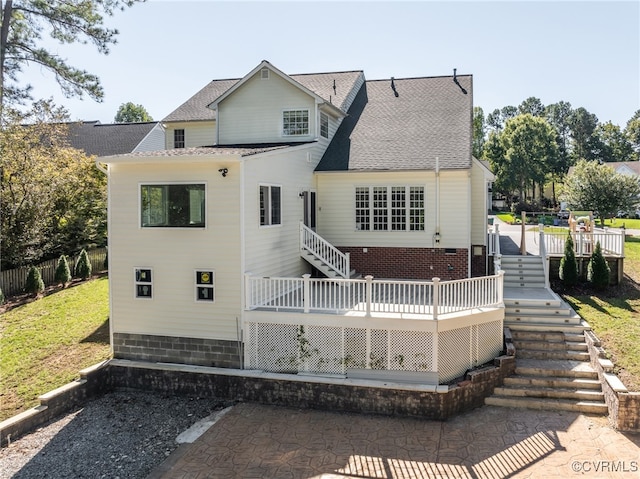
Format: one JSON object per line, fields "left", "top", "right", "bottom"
{"left": 0, "top": 391, "right": 231, "bottom": 479}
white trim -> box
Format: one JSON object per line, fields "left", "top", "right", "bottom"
{"left": 194, "top": 269, "right": 216, "bottom": 303}
{"left": 282, "top": 108, "right": 311, "bottom": 137}
{"left": 134, "top": 267, "right": 153, "bottom": 300}
{"left": 138, "top": 181, "right": 208, "bottom": 230}
{"left": 259, "top": 183, "right": 283, "bottom": 227}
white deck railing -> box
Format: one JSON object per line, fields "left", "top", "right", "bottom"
{"left": 245, "top": 272, "right": 505, "bottom": 319}
{"left": 542, "top": 229, "right": 624, "bottom": 257}
{"left": 300, "top": 223, "right": 350, "bottom": 278}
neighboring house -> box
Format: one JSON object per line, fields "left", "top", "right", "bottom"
{"left": 98, "top": 61, "right": 500, "bottom": 383}
{"left": 67, "top": 120, "right": 164, "bottom": 156}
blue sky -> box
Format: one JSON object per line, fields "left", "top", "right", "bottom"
{"left": 23, "top": 0, "right": 640, "bottom": 127}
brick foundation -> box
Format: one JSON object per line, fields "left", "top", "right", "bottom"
{"left": 340, "top": 247, "right": 468, "bottom": 280}
{"left": 113, "top": 333, "right": 241, "bottom": 369}
{"left": 471, "top": 245, "right": 487, "bottom": 277}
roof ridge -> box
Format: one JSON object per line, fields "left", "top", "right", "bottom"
{"left": 367, "top": 73, "right": 472, "bottom": 82}
{"left": 290, "top": 70, "right": 364, "bottom": 77}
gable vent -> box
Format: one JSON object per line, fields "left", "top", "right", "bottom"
{"left": 261, "top": 68, "right": 270, "bottom": 79}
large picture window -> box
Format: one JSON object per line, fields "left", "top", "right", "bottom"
{"left": 259, "top": 185, "right": 281, "bottom": 226}
{"left": 141, "top": 184, "right": 206, "bottom": 228}
{"left": 355, "top": 186, "right": 425, "bottom": 231}
{"left": 283, "top": 109, "right": 309, "bottom": 136}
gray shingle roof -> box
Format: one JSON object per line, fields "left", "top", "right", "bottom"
{"left": 66, "top": 121, "right": 158, "bottom": 156}
{"left": 316, "top": 75, "right": 473, "bottom": 172}
{"left": 162, "top": 70, "right": 364, "bottom": 123}
{"left": 99, "top": 142, "right": 316, "bottom": 161}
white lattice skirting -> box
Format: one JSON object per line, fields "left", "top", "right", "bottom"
{"left": 244, "top": 319, "right": 503, "bottom": 384}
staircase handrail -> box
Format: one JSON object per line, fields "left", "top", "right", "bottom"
{"left": 538, "top": 223, "right": 550, "bottom": 288}
{"left": 300, "top": 222, "right": 350, "bottom": 278}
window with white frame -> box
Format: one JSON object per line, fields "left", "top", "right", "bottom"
{"left": 134, "top": 268, "right": 152, "bottom": 299}
{"left": 355, "top": 187, "right": 370, "bottom": 231}
{"left": 141, "top": 183, "right": 206, "bottom": 228}
{"left": 355, "top": 186, "right": 425, "bottom": 231}
{"left": 259, "top": 185, "right": 281, "bottom": 226}
{"left": 320, "top": 112, "right": 329, "bottom": 139}
{"left": 195, "top": 270, "right": 215, "bottom": 302}
{"left": 283, "top": 109, "right": 309, "bottom": 136}
{"left": 174, "top": 129, "right": 185, "bottom": 148}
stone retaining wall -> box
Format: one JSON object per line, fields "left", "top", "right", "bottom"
{"left": 1, "top": 355, "right": 515, "bottom": 446}
{"left": 584, "top": 329, "right": 640, "bottom": 432}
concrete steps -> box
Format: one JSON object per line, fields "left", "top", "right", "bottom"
{"left": 486, "top": 330, "right": 608, "bottom": 415}
{"left": 501, "top": 256, "right": 547, "bottom": 288}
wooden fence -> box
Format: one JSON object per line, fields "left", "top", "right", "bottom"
{"left": 0, "top": 248, "right": 107, "bottom": 298}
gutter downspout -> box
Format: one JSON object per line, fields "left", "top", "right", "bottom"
{"left": 434, "top": 157, "right": 440, "bottom": 247}
{"left": 95, "top": 160, "right": 113, "bottom": 352}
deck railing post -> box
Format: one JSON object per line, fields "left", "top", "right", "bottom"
{"left": 303, "top": 274, "right": 311, "bottom": 313}
{"left": 494, "top": 223, "right": 501, "bottom": 257}
{"left": 244, "top": 273, "right": 252, "bottom": 310}
{"left": 365, "top": 275, "right": 373, "bottom": 317}
{"left": 345, "top": 252, "right": 350, "bottom": 278}
{"left": 432, "top": 277, "right": 440, "bottom": 320}
{"left": 497, "top": 270, "right": 505, "bottom": 305}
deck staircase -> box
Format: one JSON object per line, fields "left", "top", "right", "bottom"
{"left": 487, "top": 254, "right": 607, "bottom": 415}
{"left": 299, "top": 223, "right": 359, "bottom": 279}
{"left": 485, "top": 330, "right": 607, "bottom": 414}
{"left": 501, "top": 255, "right": 583, "bottom": 330}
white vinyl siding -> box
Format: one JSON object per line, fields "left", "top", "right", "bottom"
{"left": 471, "top": 159, "right": 491, "bottom": 245}
{"left": 316, "top": 171, "right": 470, "bottom": 249}
{"left": 108, "top": 161, "right": 241, "bottom": 341}
{"left": 163, "top": 121, "right": 216, "bottom": 149}
{"left": 218, "top": 71, "right": 316, "bottom": 144}
{"left": 244, "top": 146, "right": 318, "bottom": 278}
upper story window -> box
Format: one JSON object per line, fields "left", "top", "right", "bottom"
{"left": 320, "top": 112, "right": 329, "bottom": 139}
{"left": 174, "top": 129, "right": 185, "bottom": 148}
{"left": 355, "top": 186, "right": 425, "bottom": 231}
{"left": 141, "top": 183, "right": 205, "bottom": 228}
{"left": 259, "top": 184, "right": 281, "bottom": 226}
{"left": 283, "top": 109, "right": 309, "bottom": 136}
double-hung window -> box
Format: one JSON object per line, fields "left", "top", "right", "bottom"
{"left": 355, "top": 186, "right": 425, "bottom": 231}
{"left": 283, "top": 109, "right": 309, "bottom": 136}
{"left": 320, "top": 112, "right": 329, "bottom": 139}
{"left": 141, "top": 183, "right": 206, "bottom": 228}
{"left": 174, "top": 129, "right": 185, "bottom": 148}
{"left": 259, "top": 185, "right": 281, "bottom": 226}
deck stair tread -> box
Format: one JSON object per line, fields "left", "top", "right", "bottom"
{"left": 485, "top": 396, "right": 608, "bottom": 414}
{"left": 486, "top": 323, "right": 608, "bottom": 415}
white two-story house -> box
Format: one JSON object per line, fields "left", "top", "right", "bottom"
{"left": 98, "top": 61, "right": 499, "bottom": 384}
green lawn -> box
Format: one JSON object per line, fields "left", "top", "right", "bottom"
{"left": 561, "top": 236, "right": 640, "bottom": 391}
{"left": 0, "top": 277, "right": 111, "bottom": 421}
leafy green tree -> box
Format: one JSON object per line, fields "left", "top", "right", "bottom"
{"left": 74, "top": 249, "right": 92, "bottom": 279}
{"left": 559, "top": 233, "right": 578, "bottom": 286}
{"left": 0, "top": 0, "right": 143, "bottom": 107}
{"left": 593, "top": 121, "right": 634, "bottom": 162}
{"left": 545, "top": 101, "right": 574, "bottom": 204}
{"left": 114, "top": 102, "right": 153, "bottom": 123}
{"left": 587, "top": 241, "right": 610, "bottom": 289}
{"left": 0, "top": 100, "right": 107, "bottom": 269}
{"left": 24, "top": 265, "right": 44, "bottom": 296}
{"left": 486, "top": 105, "right": 517, "bottom": 132}
{"left": 569, "top": 107, "right": 599, "bottom": 162}
{"left": 624, "top": 109, "right": 640, "bottom": 161}
{"left": 518, "top": 97, "right": 545, "bottom": 117}
{"left": 472, "top": 106, "right": 485, "bottom": 158}
{"left": 485, "top": 114, "right": 558, "bottom": 203}
{"left": 54, "top": 255, "right": 71, "bottom": 285}
{"left": 560, "top": 159, "right": 640, "bottom": 226}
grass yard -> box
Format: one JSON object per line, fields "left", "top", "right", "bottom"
{"left": 0, "top": 277, "right": 111, "bottom": 421}
{"left": 561, "top": 235, "right": 640, "bottom": 391}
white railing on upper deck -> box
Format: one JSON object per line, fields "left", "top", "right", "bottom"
{"left": 245, "top": 272, "right": 505, "bottom": 319}
{"left": 300, "top": 223, "right": 350, "bottom": 278}
{"left": 542, "top": 229, "right": 624, "bottom": 257}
